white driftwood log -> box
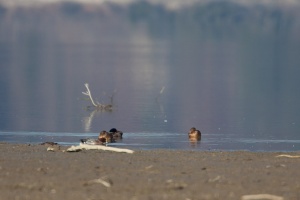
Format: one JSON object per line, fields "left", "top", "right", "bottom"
{"left": 241, "top": 194, "right": 284, "bottom": 200}
{"left": 276, "top": 154, "right": 300, "bottom": 158}
{"left": 85, "top": 178, "right": 111, "bottom": 187}
{"left": 67, "top": 143, "right": 134, "bottom": 154}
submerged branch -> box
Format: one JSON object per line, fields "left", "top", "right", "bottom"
{"left": 82, "top": 83, "right": 113, "bottom": 111}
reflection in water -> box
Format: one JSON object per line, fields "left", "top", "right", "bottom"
{"left": 0, "top": 1, "right": 300, "bottom": 150}
{"left": 189, "top": 139, "right": 201, "bottom": 148}
{"left": 155, "top": 86, "right": 167, "bottom": 122}
{"left": 82, "top": 110, "right": 98, "bottom": 132}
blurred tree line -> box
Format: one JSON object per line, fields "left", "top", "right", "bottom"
{"left": 0, "top": 1, "right": 299, "bottom": 41}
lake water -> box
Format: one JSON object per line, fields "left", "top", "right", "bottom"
{"left": 0, "top": 1, "right": 300, "bottom": 151}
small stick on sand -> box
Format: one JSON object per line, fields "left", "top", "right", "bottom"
{"left": 241, "top": 194, "right": 284, "bottom": 200}
{"left": 85, "top": 178, "right": 111, "bottom": 187}
{"left": 67, "top": 143, "right": 134, "bottom": 154}
{"left": 275, "top": 154, "right": 300, "bottom": 158}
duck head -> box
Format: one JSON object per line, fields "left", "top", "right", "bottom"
{"left": 109, "top": 128, "right": 123, "bottom": 139}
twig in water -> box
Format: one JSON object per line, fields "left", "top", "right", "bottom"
{"left": 82, "top": 83, "right": 113, "bottom": 111}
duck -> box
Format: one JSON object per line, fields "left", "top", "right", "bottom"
{"left": 109, "top": 128, "right": 123, "bottom": 139}
{"left": 80, "top": 131, "right": 113, "bottom": 145}
{"left": 99, "top": 130, "right": 115, "bottom": 143}
{"left": 80, "top": 138, "right": 104, "bottom": 145}
{"left": 188, "top": 127, "right": 201, "bottom": 141}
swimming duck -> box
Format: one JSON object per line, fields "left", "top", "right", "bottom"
{"left": 80, "top": 131, "right": 113, "bottom": 145}
{"left": 188, "top": 127, "right": 201, "bottom": 141}
{"left": 80, "top": 138, "right": 104, "bottom": 145}
{"left": 109, "top": 128, "right": 123, "bottom": 139}
{"left": 99, "top": 130, "right": 115, "bottom": 143}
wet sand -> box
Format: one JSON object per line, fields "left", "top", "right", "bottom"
{"left": 0, "top": 143, "right": 299, "bottom": 200}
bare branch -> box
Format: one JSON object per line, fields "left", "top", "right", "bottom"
{"left": 82, "top": 83, "right": 113, "bottom": 111}
{"left": 67, "top": 143, "right": 134, "bottom": 153}
{"left": 241, "top": 194, "right": 283, "bottom": 200}
{"left": 82, "top": 83, "right": 98, "bottom": 107}
{"left": 276, "top": 154, "right": 300, "bottom": 158}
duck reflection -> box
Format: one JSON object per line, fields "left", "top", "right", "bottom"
{"left": 189, "top": 138, "right": 201, "bottom": 148}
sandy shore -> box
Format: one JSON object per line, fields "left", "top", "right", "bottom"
{"left": 0, "top": 143, "right": 299, "bottom": 200}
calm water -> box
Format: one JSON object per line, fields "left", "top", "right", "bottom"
{"left": 1, "top": 1, "right": 300, "bottom": 151}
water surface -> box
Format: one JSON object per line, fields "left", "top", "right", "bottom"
{"left": 0, "top": 1, "right": 300, "bottom": 151}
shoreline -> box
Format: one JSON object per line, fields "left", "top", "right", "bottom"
{"left": 0, "top": 143, "right": 299, "bottom": 200}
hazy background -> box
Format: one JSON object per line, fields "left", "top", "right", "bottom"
{"left": 0, "top": 0, "right": 300, "bottom": 150}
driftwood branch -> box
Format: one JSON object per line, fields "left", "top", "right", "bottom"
{"left": 82, "top": 83, "right": 113, "bottom": 111}
{"left": 276, "top": 154, "right": 300, "bottom": 158}
{"left": 241, "top": 194, "right": 283, "bottom": 200}
{"left": 84, "top": 178, "right": 112, "bottom": 187}
{"left": 67, "top": 143, "right": 134, "bottom": 154}
{"left": 82, "top": 83, "right": 98, "bottom": 107}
